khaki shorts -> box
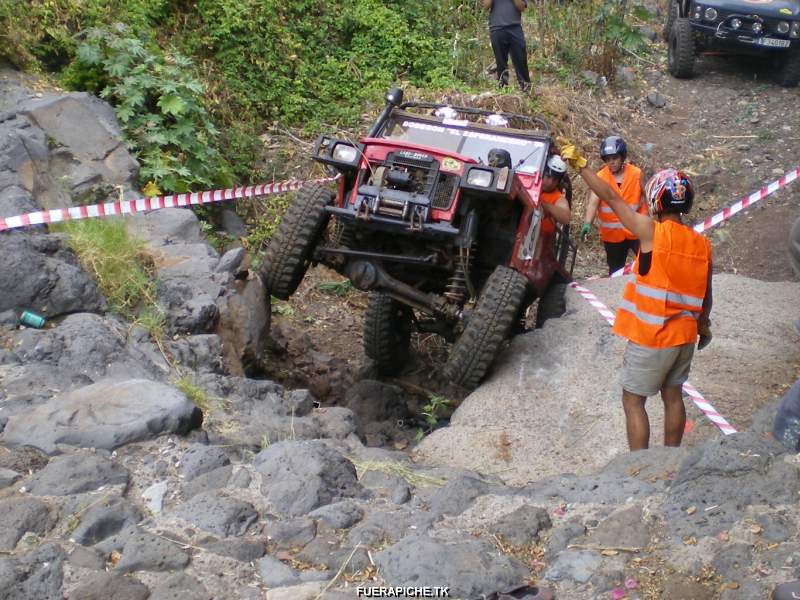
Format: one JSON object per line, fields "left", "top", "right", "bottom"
{"left": 620, "top": 341, "right": 695, "bottom": 398}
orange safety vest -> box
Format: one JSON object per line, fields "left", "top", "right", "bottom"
{"left": 596, "top": 163, "right": 645, "bottom": 243}
{"left": 612, "top": 220, "right": 711, "bottom": 348}
{"left": 540, "top": 189, "right": 563, "bottom": 236}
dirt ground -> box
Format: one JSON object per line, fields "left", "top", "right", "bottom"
{"left": 263, "top": 37, "right": 800, "bottom": 443}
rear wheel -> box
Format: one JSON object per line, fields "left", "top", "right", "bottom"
{"left": 259, "top": 184, "right": 333, "bottom": 300}
{"left": 776, "top": 51, "right": 800, "bottom": 88}
{"left": 443, "top": 266, "right": 528, "bottom": 391}
{"left": 668, "top": 18, "right": 695, "bottom": 79}
{"left": 363, "top": 293, "right": 413, "bottom": 376}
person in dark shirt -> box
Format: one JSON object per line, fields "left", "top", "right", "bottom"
{"left": 483, "top": 0, "right": 532, "bottom": 91}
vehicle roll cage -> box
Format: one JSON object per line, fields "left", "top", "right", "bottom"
{"left": 398, "top": 101, "right": 550, "bottom": 133}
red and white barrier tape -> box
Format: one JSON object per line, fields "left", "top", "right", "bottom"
{"left": 607, "top": 165, "right": 800, "bottom": 279}
{"left": 568, "top": 281, "right": 737, "bottom": 436}
{"left": 0, "top": 176, "right": 337, "bottom": 233}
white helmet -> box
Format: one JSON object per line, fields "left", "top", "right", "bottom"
{"left": 544, "top": 155, "right": 567, "bottom": 179}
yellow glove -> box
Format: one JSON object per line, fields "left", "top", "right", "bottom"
{"left": 556, "top": 137, "right": 588, "bottom": 170}
{"left": 697, "top": 321, "right": 712, "bottom": 350}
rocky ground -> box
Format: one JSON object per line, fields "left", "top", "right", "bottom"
{"left": 1, "top": 13, "right": 800, "bottom": 600}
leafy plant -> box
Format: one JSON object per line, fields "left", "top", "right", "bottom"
{"left": 317, "top": 279, "right": 356, "bottom": 297}
{"left": 63, "top": 24, "right": 233, "bottom": 193}
{"left": 415, "top": 394, "right": 454, "bottom": 441}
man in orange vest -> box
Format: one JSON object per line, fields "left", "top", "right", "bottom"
{"left": 580, "top": 136, "right": 648, "bottom": 275}
{"left": 539, "top": 155, "right": 572, "bottom": 236}
{"left": 560, "top": 140, "right": 713, "bottom": 451}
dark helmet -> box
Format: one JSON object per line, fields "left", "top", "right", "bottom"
{"left": 645, "top": 169, "right": 694, "bottom": 215}
{"left": 600, "top": 135, "right": 627, "bottom": 160}
{"left": 488, "top": 148, "right": 512, "bottom": 169}
{"left": 543, "top": 155, "right": 567, "bottom": 180}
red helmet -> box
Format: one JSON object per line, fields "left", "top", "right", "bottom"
{"left": 645, "top": 169, "right": 694, "bottom": 216}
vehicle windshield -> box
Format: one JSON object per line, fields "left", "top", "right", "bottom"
{"left": 379, "top": 115, "right": 547, "bottom": 172}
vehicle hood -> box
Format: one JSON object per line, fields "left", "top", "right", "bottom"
{"left": 706, "top": 0, "right": 800, "bottom": 17}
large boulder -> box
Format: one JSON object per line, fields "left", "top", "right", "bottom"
{"left": 253, "top": 441, "right": 362, "bottom": 517}
{"left": 216, "top": 274, "right": 270, "bottom": 375}
{"left": 0, "top": 379, "right": 202, "bottom": 454}
{"left": 0, "top": 233, "right": 106, "bottom": 318}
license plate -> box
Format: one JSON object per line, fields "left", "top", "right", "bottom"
{"left": 757, "top": 37, "right": 791, "bottom": 48}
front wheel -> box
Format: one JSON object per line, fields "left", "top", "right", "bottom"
{"left": 443, "top": 266, "right": 528, "bottom": 391}
{"left": 776, "top": 51, "right": 800, "bottom": 88}
{"left": 668, "top": 18, "right": 695, "bottom": 79}
{"left": 663, "top": 0, "right": 678, "bottom": 42}
{"left": 363, "top": 293, "right": 413, "bottom": 376}
{"left": 259, "top": 184, "right": 333, "bottom": 300}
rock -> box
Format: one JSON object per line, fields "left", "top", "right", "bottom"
{"left": 375, "top": 535, "right": 528, "bottom": 598}
{"left": 647, "top": 92, "right": 668, "bottom": 108}
{"left": 216, "top": 275, "right": 270, "bottom": 374}
{"left": 663, "top": 433, "right": 800, "bottom": 540}
{"left": 615, "top": 66, "right": 636, "bottom": 87}
{"left": 230, "top": 468, "right": 252, "bottom": 488}
{"left": 1, "top": 379, "right": 203, "bottom": 454}
{"left": 425, "top": 473, "right": 509, "bottom": 518}
{"left": 69, "top": 572, "right": 150, "bottom": 600}
{"left": 543, "top": 549, "right": 602, "bottom": 584}
{"left": 0, "top": 234, "right": 105, "bottom": 318}
{"left": 0, "top": 467, "right": 20, "bottom": 488}
{"left": 0, "top": 310, "right": 17, "bottom": 327}
{"left": 755, "top": 511, "right": 793, "bottom": 542}
{"left": 253, "top": 440, "right": 361, "bottom": 517}
{"left": 71, "top": 496, "right": 143, "bottom": 545}
{"left": 0, "top": 446, "right": 50, "bottom": 474}
{"left": 216, "top": 247, "right": 245, "bottom": 274}
{"left": 762, "top": 542, "right": 800, "bottom": 578}
{"left": 711, "top": 543, "right": 752, "bottom": 579}
{"left": 27, "top": 453, "right": 128, "bottom": 495}
{"left": 720, "top": 580, "right": 764, "bottom": 600}
{"left": 180, "top": 444, "right": 230, "bottom": 481}
{"left": 258, "top": 555, "right": 301, "bottom": 587}
{"left": 66, "top": 545, "right": 106, "bottom": 570}
{"left": 308, "top": 500, "right": 364, "bottom": 530}
{"left": 142, "top": 481, "right": 169, "bottom": 514}
{"left": 200, "top": 537, "right": 265, "bottom": 562}
{"left": 115, "top": 528, "right": 190, "bottom": 573}
{"left": 0, "top": 542, "right": 66, "bottom": 600}
{"left": 218, "top": 208, "right": 248, "bottom": 239}
{"left": 545, "top": 518, "right": 586, "bottom": 560}
{"left": 391, "top": 483, "right": 411, "bottom": 505}
{"left": 182, "top": 465, "right": 233, "bottom": 498}
{"left": 148, "top": 573, "right": 213, "bottom": 600}
{"left": 266, "top": 517, "right": 317, "bottom": 549}
{"left": 488, "top": 504, "right": 552, "bottom": 546}
{"left": 0, "top": 497, "right": 55, "bottom": 550}
{"left": 581, "top": 70, "right": 601, "bottom": 86}
{"left": 266, "top": 581, "right": 328, "bottom": 600}
{"left": 639, "top": 25, "right": 658, "bottom": 41}
{"left": 164, "top": 335, "right": 224, "bottom": 374}
{"left": 581, "top": 505, "right": 651, "bottom": 550}
{"left": 170, "top": 490, "right": 258, "bottom": 537}
{"left": 345, "top": 380, "right": 411, "bottom": 434}
{"left": 296, "top": 535, "right": 371, "bottom": 574}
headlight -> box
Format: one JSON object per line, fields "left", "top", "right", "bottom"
{"left": 332, "top": 144, "right": 358, "bottom": 163}
{"left": 792, "top": 22, "right": 800, "bottom": 37}
{"left": 730, "top": 18, "right": 742, "bottom": 29}
{"left": 693, "top": 5, "right": 703, "bottom": 19}
{"left": 778, "top": 21, "right": 791, "bottom": 34}
{"left": 752, "top": 21, "right": 763, "bottom": 34}
{"left": 704, "top": 7, "right": 718, "bottom": 21}
{"left": 466, "top": 169, "right": 493, "bottom": 188}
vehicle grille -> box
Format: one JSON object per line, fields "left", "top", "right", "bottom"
{"left": 431, "top": 173, "right": 457, "bottom": 210}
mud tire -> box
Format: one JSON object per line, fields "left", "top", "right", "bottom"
{"left": 260, "top": 184, "right": 333, "bottom": 300}
{"left": 443, "top": 266, "right": 528, "bottom": 391}
{"left": 535, "top": 282, "right": 567, "bottom": 328}
{"left": 668, "top": 18, "right": 695, "bottom": 79}
{"left": 363, "top": 293, "right": 413, "bottom": 376}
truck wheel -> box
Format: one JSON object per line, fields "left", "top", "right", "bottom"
{"left": 663, "top": 1, "right": 678, "bottom": 42}
{"left": 259, "top": 184, "right": 333, "bottom": 300}
{"left": 776, "top": 52, "right": 800, "bottom": 88}
{"left": 668, "top": 18, "right": 695, "bottom": 78}
{"left": 535, "top": 282, "right": 567, "bottom": 328}
{"left": 363, "top": 293, "right": 413, "bottom": 376}
{"left": 443, "top": 265, "right": 528, "bottom": 391}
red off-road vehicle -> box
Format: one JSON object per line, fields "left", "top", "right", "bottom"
{"left": 261, "top": 89, "right": 574, "bottom": 391}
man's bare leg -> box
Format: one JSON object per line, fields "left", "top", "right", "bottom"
{"left": 622, "top": 390, "right": 649, "bottom": 451}
{"left": 661, "top": 385, "right": 686, "bottom": 447}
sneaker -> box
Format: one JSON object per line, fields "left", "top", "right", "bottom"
{"left": 772, "top": 580, "right": 800, "bottom": 600}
